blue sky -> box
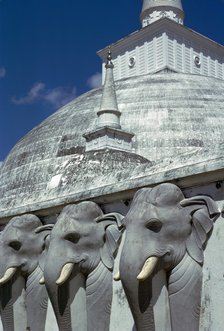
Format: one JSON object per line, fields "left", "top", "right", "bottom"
{"left": 0, "top": 0, "right": 224, "bottom": 161}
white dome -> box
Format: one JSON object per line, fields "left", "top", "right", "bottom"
{"left": 0, "top": 72, "right": 224, "bottom": 218}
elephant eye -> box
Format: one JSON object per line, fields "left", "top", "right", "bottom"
{"left": 9, "top": 240, "right": 22, "bottom": 251}
{"left": 146, "top": 219, "right": 163, "bottom": 233}
{"left": 65, "top": 233, "right": 80, "bottom": 244}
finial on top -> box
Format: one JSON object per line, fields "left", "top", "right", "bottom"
{"left": 105, "top": 47, "right": 114, "bottom": 69}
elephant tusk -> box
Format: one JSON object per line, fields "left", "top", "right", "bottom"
{"left": 0, "top": 267, "right": 17, "bottom": 285}
{"left": 56, "top": 263, "right": 74, "bottom": 285}
{"left": 113, "top": 271, "right": 121, "bottom": 281}
{"left": 39, "top": 276, "right": 45, "bottom": 285}
{"left": 137, "top": 257, "right": 159, "bottom": 281}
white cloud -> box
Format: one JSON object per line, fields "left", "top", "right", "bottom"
{"left": 12, "top": 82, "right": 45, "bottom": 105}
{"left": 0, "top": 67, "right": 6, "bottom": 79}
{"left": 12, "top": 82, "right": 76, "bottom": 108}
{"left": 87, "top": 72, "right": 102, "bottom": 89}
{"left": 44, "top": 86, "right": 77, "bottom": 108}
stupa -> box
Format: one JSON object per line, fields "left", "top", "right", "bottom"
{"left": 0, "top": 1, "right": 223, "bottom": 330}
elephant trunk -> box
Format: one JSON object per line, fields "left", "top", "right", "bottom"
{"left": 0, "top": 275, "right": 26, "bottom": 331}
{"left": 25, "top": 265, "right": 48, "bottom": 331}
{"left": 0, "top": 285, "right": 15, "bottom": 331}
{"left": 120, "top": 238, "right": 157, "bottom": 331}
{"left": 44, "top": 256, "right": 73, "bottom": 331}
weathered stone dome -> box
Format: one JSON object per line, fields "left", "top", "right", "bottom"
{"left": 0, "top": 72, "right": 224, "bottom": 219}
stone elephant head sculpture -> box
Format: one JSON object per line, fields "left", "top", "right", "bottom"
{"left": 0, "top": 214, "right": 53, "bottom": 331}
{"left": 119, "top": 183, "right": 220, "bottom": 331}
{"left": 43, "top": 201, "right": 123, "bottom": 331}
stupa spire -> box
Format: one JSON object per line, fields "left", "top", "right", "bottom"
{"left": 97, "top": 48, "right": 121, "bottom": 129}
{"left": 140, "top": 0, "right": 184, "bottom": 27}
{"left": 83, "top": 49, "right": 134, "bottom": 152}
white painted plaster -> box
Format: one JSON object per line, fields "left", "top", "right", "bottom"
{"left": 47, "top": 174, "right": 62, "bottom": 190}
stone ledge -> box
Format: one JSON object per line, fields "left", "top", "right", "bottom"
{"left": 0, "top": 152, "right": 223, "bottom": 223}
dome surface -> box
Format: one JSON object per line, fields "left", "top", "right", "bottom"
{"left": 0, "top": 72, "right": 224, "bottom": 218}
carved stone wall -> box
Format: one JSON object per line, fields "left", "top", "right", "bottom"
{"left": 0, "top": 182, "right": 223, "bottom": 331}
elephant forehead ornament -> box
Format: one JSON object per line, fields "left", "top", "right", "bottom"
{"left": 0, "top": 214, "right": 53, "bottom": 331}
{"left": 43, "top": 201, "right": 124, "bottom": 331}
{"left": 119, "top": 183, "right": 220, "bottom": 331}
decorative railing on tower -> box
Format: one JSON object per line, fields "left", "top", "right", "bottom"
{"left": 140, "top": 0, "right": 184, "bottom": 27}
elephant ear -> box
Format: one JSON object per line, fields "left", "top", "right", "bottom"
{"left": 35, "top": 224, "right": 54, "bottom": 271}
{"left": 96, "top": 213, "right": 124, "bottom": 270}
{"left": 95, "top": 212, "right": 124, "bottom": 230}
{"left": 180, "top": 196, "right": 220, "bottom": 265}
